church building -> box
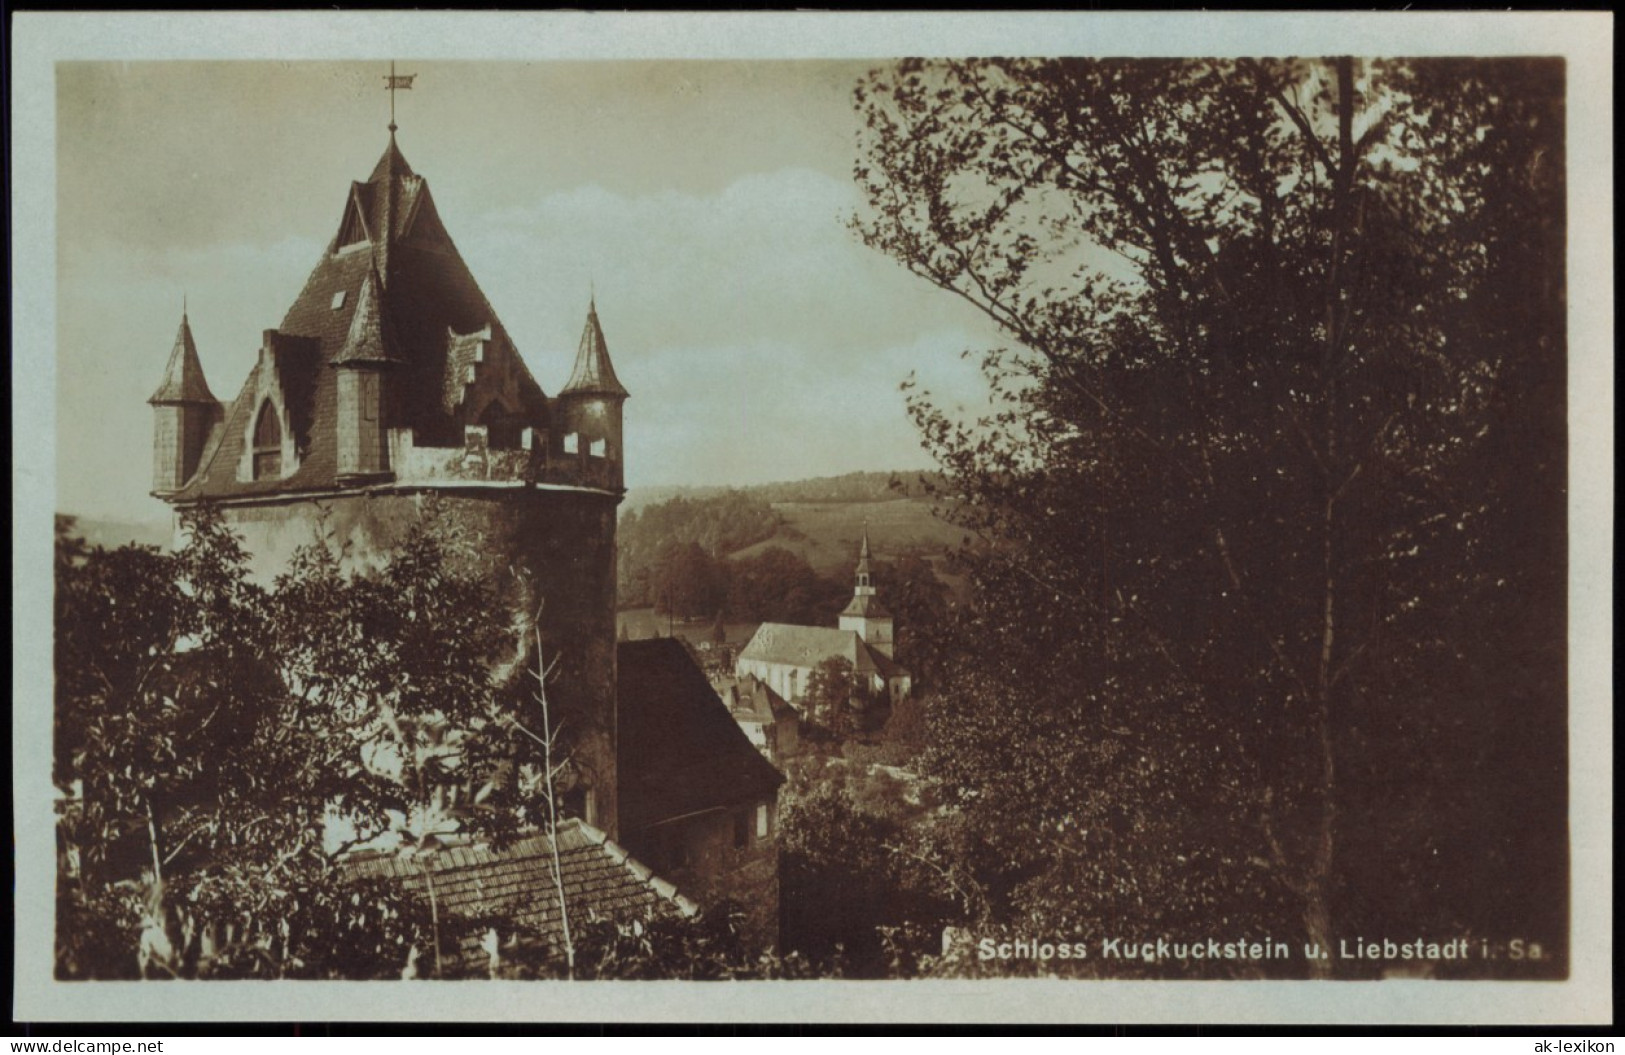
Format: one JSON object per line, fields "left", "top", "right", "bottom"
{"left": 736, "top": 530, "right": 913, "bottom": 707}
{"left": 147, "top": 112, "right": 782, "bottom": 954}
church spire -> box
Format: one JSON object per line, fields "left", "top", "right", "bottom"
{"left": 854, "top": 524, "right": 875, "bottom": 596}
{"left": 149, "top": 308, "right": 215, "bottom": 404}
{"left": 840, "top": 523, "right": 893, "bottom": 647}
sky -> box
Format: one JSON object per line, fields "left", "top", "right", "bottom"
{"left": 55, "top": 60, "right": 1004, "bottom": 521}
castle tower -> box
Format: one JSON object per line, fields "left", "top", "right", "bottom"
{"left": 554, "top": 297, "right": 630, "bottom": 491}
{"left": 332, "top": 264, "right": 400, "bottom": 483}
{"left": 150, "top": 130, "right": 626, "bottom": 837}
{"left": 838, "top": 526, "right": 895, "bottom": 657}
{"left": 148, "top": 309, "right": 220, "bottom": 495}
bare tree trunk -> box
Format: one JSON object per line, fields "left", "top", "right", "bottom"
{"left": 1300, "top": 56, "right": 1358, "bottom": 980}
{"left": 506, "top": 592, "right": 578, "bottom": 982}
{"left": 422, "top": 861, "right": 444, "bottom": 979}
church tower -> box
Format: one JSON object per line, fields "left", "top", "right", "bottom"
{"left": 838, "top": 527, "right": 895, "bottom": 657}
{"left": 148, "top": 309, "right": 220, "bottom": 496}
{"left": 554, "top": 297, "right": 630, "bottom": 491}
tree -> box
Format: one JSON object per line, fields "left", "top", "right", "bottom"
{"left": 869, "top": 554, "right": 949, "bottom": 670}
{"left": 724, "top": 546, "right": 848, "bottom": 625}
{"left": 617, "top": 491, "right": 782, "bottom": 607}
{"left": 54, "top": 508, "right": 546, "bottom": 979}
{"left": 803, "top": 655, "right": 867, "bottom": 740}
{"left": 854, "top": 58, "right": 1565, "bottom": 975}
{"left": 650, "top": 540, "right": 725, "bottom": 621}
{"left": 54, "top": 508, "right": 455, "bottom": 978}
{"left": 778, "top": 781, "right": 954, "bottom": 976}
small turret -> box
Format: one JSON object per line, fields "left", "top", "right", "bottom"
{"left": 149, "top": 309, "right": 219, "bottom": 494}
{"left": 555, "top": 297, "right": 629, "bottom": 490}
{"left": 331, "top": 264, "right": 401, "bottom": 482}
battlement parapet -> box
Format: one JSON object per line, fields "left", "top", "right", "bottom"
{"left": 388, "top": 426, "right": 621, "bottom": 492}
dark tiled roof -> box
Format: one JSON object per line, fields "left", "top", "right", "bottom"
{"left": 173, "top": 137, "right": 552, "bottom": 501}
{"left": 865, "top": 642, "right": 906, "bottom": 681}
{"left": 369, "top": 133, "right": 415, "bottom": 182}
{"left": 738, "top": 623, "right": 908, "bottom": 682}
{"left": 714, "top": 673, "right": 797, "bottom": 725}
{"left": 149, "top": 314, "right": 216, "bottom": 404}
{"left": 739, "top": 624, "right": 872, "bottom": 673}
{"left": 345, "top": 819, "right": 694, "bottom": 971}
{"left": 560, "top": 301, "right": 629, "bottom": 399}
{"left": 617, "top": 639, "right": 785, "bottom": 833}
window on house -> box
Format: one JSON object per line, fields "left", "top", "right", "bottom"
{"left": 563, "top": 432, "right": 579, "bottom": 455}
{"left": 733, "top": 810, "right": 750, "bottom": 850}
{"left": 331, "top": 289, "right": 347, "bottom": 310}
{"left": 252, "top": 400, "right": 282, "bottom": 480}
{"left": 756, "top": 803, "right": 770, "bottom": 839}
{"left": 589, "top": 437, "right": 606, "bottom": 458}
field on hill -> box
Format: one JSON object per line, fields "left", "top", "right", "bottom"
{"left": 730, "top": 497, "right": 967, "bottom": 577}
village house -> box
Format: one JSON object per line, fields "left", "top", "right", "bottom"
{"left": 735, "top": 530, "right": 913, "bottom": 707}
{"left": 711, "top": 672, "right": 801, "bottom": 765}
{"left": 147, "top": 115, "right": 783, "bottom": 956}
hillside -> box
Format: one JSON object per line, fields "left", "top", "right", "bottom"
{"left": 621, "top": 471, "right": 945, "bottom": 514}
{"left": 731, "top": 498, "right": 967, "bottom": 577}
{"left": 616, "top": 475, "right": 968, "bottom": 612}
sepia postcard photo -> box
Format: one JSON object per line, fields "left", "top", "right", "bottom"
{"left": 10, "top": 11, "right": 1613, "bottom": 1025}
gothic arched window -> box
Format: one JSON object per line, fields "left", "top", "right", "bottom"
{"left": 252, "top": 400, "right": 283, "bottom": 480}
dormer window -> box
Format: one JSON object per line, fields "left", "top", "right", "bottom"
{"left": 331, "top": 289, "right": 347, "bottom": 310}
{"left": 336, "top": 194, "right": 369, "bottom": 249}
{"left": 252, "top": 400, "right": 283, "bottom": 480}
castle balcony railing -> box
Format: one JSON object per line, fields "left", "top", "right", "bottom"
{"left": 386, "top": 426, "right": 620, "bottom": 493}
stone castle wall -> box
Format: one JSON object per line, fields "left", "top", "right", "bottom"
{"left": 183, "top": 482, "right": 622, "bottom": 838}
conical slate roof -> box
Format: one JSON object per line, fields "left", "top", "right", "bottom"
{"left": 170, "top": 134, "right": 555, "bottom": 501}
{"left": 560, "top": 300, "right": 629, "bottom": 399}
{"left": 331, "top": 265, "right": 401, "bottom": 364}
{"left": 368, "top": 131, "right": 415, "bottom": 183}
{"left": 149, "top": 312, "right": 216, "bottom": 404}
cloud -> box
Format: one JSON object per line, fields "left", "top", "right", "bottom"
{"left": 454, "top": 166, "right": 997, "bottom": 370}
{"left": 56, "top": 235, "right": 324, "bottom": 521}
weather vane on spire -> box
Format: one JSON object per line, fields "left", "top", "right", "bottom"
{"left": 384, "top": 61, "right": 416, "bottom": 134}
